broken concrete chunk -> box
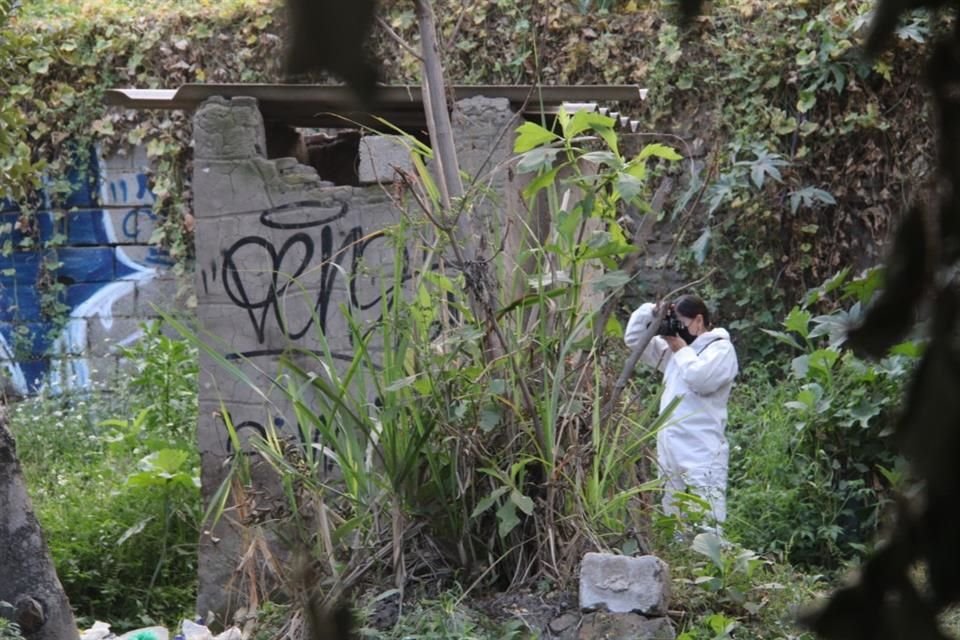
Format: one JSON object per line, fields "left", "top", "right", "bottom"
{"left": 579, "top": 553, "right": 670, "bottom": 616}
{"left": 578, "top": 612, "right": 675, "bottom": 640}
{"left": 193, "top": 96, "right": 266, "bottom": 161}
{"left": 549, "top": 612, "right": 580, "bottom": 634}
{"left": 358, "top": 135, "right": 414, "bottom": 184}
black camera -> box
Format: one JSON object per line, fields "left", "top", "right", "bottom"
{"left": 657, "top": 307, "right": 684, "bottom": 337}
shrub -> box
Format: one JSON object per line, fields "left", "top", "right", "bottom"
{"left": 726, "top": 269, "right": 917, "bottom": 567}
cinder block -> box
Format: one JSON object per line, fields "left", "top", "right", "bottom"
{"left": 56, "top": 246, "right": 116, "bottom": 283}
{"left": 358, "top": 135, "right": 414, "bottom": 184}
{"left": 135, "top": 276, "right": 180, "bottom": 315}
{"left": 193, "top": 160, "right": 273, "bottom": 216}
{"left": 100, "top": 172, "right": 155, "bottom": 207}
{"left": 87, "top": 316, "right": 145, "bottom": 356}
{"left": 99, "top": 144, "right": 150, "bottom": 173}
{"left": 91, "top": 207, "right": 159, "bottom": 245}
{"left": 64, "top": 282, "right": 137, "bottom": 319}
{"left": 580, "top": 553, "right": 670, "bottom": 616}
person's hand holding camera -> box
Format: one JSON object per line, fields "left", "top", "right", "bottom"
{"left": 663, "top": 335, "right": 687, "bottom": 352}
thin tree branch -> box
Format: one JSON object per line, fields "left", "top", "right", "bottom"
{"left": 442, "top": 1, "right": 468, "bottom": 52}
{"left": 415, "top": 0, "right": 463, "bottom": 202}
{"left": 376, "top": 16, "right": 424, "bottom": 61}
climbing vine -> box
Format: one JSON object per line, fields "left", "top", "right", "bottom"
{"left": 0, "top": 0, "right": 940, "bottom": 347}
{"left": 638, "top": 0, "right": 935, "bottom": 351}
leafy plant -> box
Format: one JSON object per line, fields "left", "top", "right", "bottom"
{"left": 0, "top": 616, "right": 24, "bottom": 640}
{"left": 687, "top": 533, "right": 767, "bottom": 611}
{"left": 10, "top": 321, "right": 200, "bottom": 627}
{"left": 166, "top": 109, "right": 680, "bottom": 606}
{"left": 727, "top": 268, "right": 918, "bottom": 566}
{"left": 678, "top": 612, "right": 738, "bottom": 640}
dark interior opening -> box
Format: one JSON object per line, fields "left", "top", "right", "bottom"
{"left": 264, "top": 121, "right": 362, "bottom": 187}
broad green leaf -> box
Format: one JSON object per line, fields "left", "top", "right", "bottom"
{"left": 784, "top": 307, "right": 812, "bottom": 338}
{"left": 514, "top": 121, "right": 559, "bottom": 153}
{"left": 510, "top": 489, "right": 535, "bottom": 515}
{"left": 615, "top": 174, "right": 644, "bottom": 201}
{"left": 791, "top": 354, "right": 810, "bottom": 379}
{"left": 521, "top": 166, "right": 561, "bottom": 201}
{"left": 636, "top": 143, "right": 682, "bottom": 162}
{"left": 795, "top": 49, "right": 816, "bottom": 66}
{"left": 479, "top": 404, "right": 502, "bottom": 432}
{"left": 808, "top": 314, "right": 848, "bottom": 345}
{"left": 598, "top": 127, "right": 619, "bottom": 155}
{"left": 691, "top": 228, "right": 711, "bottom": 265}
{"left": 497, "top": 500, "right": 520, "bottom": 537}
{"left": 580, "top": 232, "right": 636, "bottom": 260}
{"left": 471, "top": 486, "right": 510, "bottom": 519}
{"left": 592, "top": 270, "right": 632, "bottom": 291}
{"left": 760, "top": 329, "right": 803, "bottom": 351}
{"left": 624, "top": 161, "right": 646, "bottom": 180}
{"left": 557, "top": 206, "right": 583, "bottom": 243}
{"left": 581, "top": 150, "right": 621, "bottom": 167}
{"left": 843, "top": 267, "right": 885, "bottom": 304}
{"left": 146, "top": 449, "right": 190, "bottom": 475}
{"left": 691, "top": 532, "right": 724, "bottom": 570}
{"left": 605, "top": 314, "right": 624, "bottom": 338}
{"left": 517, "top": 148, "right": 560, "bottom": 174}
{"left": 890, "top": 340, "right": 923, "bottom": 358}
{"left": 564, "top": 109, "right": 616, "bottom": 140}
{"left": 844, "top": 398, "right": 881, "bottom": 429}
{"left": 28, "top": 57, "right": 51, "bottom": 75}
{"left": 126, "top": 471, "right": 164, "bottom": 488}
{"left": 808, "top": 348, "right": 840, "bottom": 377}
{"left": 797, "top": 90, "right": 817, "bottom": 114}
{"left": 422, "top": 271, "right": 455, "bottom": 293}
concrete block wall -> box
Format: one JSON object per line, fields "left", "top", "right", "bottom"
{"left": 192, "top": 96, "right": 409, "bottom": 617}
{"left": 0, "top": 144, "right": 177, "bottom": 395}
{"left": 191, "top": 95, "right": 523, "bottom": 619}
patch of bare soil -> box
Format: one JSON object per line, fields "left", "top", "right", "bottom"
{"left": 472, "top": 588, "right": 579, "bottom": 636}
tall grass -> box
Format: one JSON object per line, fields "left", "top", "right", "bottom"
{"left": 170, "top": 109, "right": 682, "bottom": 606}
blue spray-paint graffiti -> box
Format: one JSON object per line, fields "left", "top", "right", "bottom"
{"left": 0, "top": 148, "right": 164, "bottom": 395}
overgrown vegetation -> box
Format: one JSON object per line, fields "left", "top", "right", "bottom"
{"left": 175, "top": 107, "right": 677, "bottom": 609}
{"left": 10, "top": 322, "right": 199, "bottom": 629}
{"left": 0, "top": 0, "right": 945, "bottom": 637}
{"left": 0, "top": 0, "right": 936, "bottom": 324}
{"left": 727, "top": 268, "right": 919, "bottom": 568}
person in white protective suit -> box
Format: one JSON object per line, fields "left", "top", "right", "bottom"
{"left": 624, "top": 294, "right": 739, "bottom": 528}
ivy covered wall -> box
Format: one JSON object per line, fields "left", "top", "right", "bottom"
{"left": 0, "top": 0, "right": 939, "bottom": 386}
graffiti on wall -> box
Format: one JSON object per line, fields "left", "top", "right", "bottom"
{"left": 199, "top": 197, "right": 404, "bottom": 364}
{"left": 0, "top": 148, "right": 165, "bottom": 395}
{"left": 196, "top": 195, "right": 411, "bottom": 455}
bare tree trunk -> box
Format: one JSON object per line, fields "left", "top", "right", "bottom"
{"left": 411, "top": 0, "right": 546, "bottom": 450}
{"left": 0, "top": 410, "right": 78, "bottom": 640}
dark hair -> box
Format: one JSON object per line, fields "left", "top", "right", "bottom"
{"left": 675, "top": 294, "right": 711, "bottom": 328}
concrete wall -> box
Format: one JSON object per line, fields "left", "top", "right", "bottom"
{"left": 0, "top": 145, "right": 177, "bottom": 396}
{"left": 191, "top": 94, "right": 523, "bottom": 619}
{"left": 192, "top": 96, "right": 405, "bottom": 617}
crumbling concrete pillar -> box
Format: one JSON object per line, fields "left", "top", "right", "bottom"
{"left": 192, "top": 96, "right": 403, "bottom": 621}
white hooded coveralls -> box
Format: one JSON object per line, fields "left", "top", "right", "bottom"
{"left": 624, "top": 303, "right": 739, "bottom": 524}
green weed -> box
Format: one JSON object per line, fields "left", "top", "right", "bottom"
{"left": 10, "top": 321, "right": 200, "bottom": 629}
